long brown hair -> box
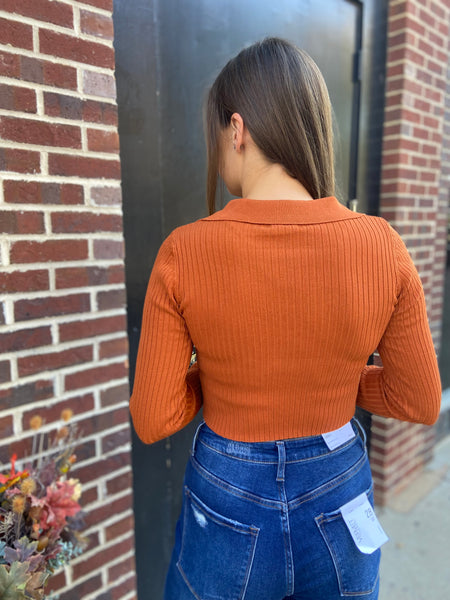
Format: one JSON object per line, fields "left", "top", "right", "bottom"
{"left": 205, "top": 37, "right": 335, "bottom": 214}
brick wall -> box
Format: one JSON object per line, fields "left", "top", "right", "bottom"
{"left": 371, "top": 0, "right": 450, "bottom": 505}
{"left": 0, "top": 1, "right": 136, "bottom": 598}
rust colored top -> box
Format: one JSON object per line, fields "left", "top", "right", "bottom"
{"left": 130, "top": 196, "right": 441, "bottom": 443}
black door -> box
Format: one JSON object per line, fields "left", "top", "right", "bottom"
{"left": 113, "top": 1, "right": 388, "bottom": 597}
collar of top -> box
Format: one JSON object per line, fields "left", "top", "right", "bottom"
{"left": 201, "top": 196, "right": 362, "bottom": 225}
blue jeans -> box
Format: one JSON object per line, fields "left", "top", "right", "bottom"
{"left": 164, "top": 419, "right": 380, "bottom": 600}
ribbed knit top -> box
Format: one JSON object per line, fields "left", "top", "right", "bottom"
{"left": 130, "top": 196, "right": 442, "bottom": 443}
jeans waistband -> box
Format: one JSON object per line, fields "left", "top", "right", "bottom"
{"left": 191, "top": 418, "right": 366, "bottom": 464}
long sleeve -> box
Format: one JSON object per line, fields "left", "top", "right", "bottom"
{"left": 357, "top": 225, "right": 441, "bottom": 424}
{"left": 129, "top": 232, "right": 202, "bottom": 444}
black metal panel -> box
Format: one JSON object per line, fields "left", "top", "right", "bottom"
{"left": 113, "top": 1, "right": 388, "bottom": 597}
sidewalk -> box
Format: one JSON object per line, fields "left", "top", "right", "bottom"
{"left": 378, "top": 434, "right": 450, "bottom": 600}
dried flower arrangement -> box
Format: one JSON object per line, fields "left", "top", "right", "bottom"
{"left": 0, "top": 409, "right": 88, "bottom": 599}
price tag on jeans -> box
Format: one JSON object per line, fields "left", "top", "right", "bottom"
{"left": 322, "top": 422, "right": 355, "bottom": 450}
{"left": 340, "top": 492, "right": 389, "bottom": 554}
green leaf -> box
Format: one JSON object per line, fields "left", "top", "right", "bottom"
{"left": 0, "top": 562, "right": 29, "bottom": 599}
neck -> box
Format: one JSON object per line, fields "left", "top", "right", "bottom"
{"left": 240, "top": 158, "right": 313, "bottom": 201}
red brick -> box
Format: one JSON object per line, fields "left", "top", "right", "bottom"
{"left": 383, "top": 167, "right": 418, "bottom": 180}
{"left": 108, "top": 553, "right": 135, "bottom": 582}
{"left": 81, "top": 485, "right": 99, "bottom": 506}
{"left": 388, "top": 29, "right": 416, "bottom": 48}
{"left": 111, "top": 574, "right": 136, "bottom": 600}
{"left": 99, "top": 336, "right": 128, "bottom": 359}
{"left": 43, "top": 61, "right": 78, "bottom": 90}
{"left": 0, "top": 269, "right": 49, "bottom": 293}
{"left": 0, "top": 211, "right": 45, "bottom": 234}
{"left": 0, "top": 148, "right": 40, "bottom": 174}
{"left": 72, "top": 452, "right": 131, "bottom": 486}
{"left": 0, "top": 0, "right": 74, "bottom": 27}
{"left": 0, "top": 415, "right": 13, "bottom": 438}
{"left": 59, "top": 315, "right": 127, "bottom": 342}
{"left": 101, "top": 382, "right": 129, "bottom": 408}
{"left": 83, "top": 99, "right": 118, "bottom": 125}
{"left": 396, "top": 14, "right": 426, "bottom": 36}
{"left": 10, "top": 240, "right": 88, "bottom": 263}
{"left": 18, "top": 345, "right": 93, "bottom": 376}
{"left": 428, "top": 30, "right": 446, "bottom": 48}
{"left": 0, "top": 50, "right": 20, "bottom": 78}
{"left": 22, "top": 393, "right": 94, "bottom": 429}
{"left": 0, "top": 379, "right": 53, "bottom": 409}
{"left": 97, "top": 288, "right": 126, "bottom": 310}
{"left": 0, "top": 326, "right": 52, "bottom": 352}
{"left": 0, "top": 17, "right": 33, "bottom": 50}
{"left": 19, "top": 56, "right": 78, "bottom": 90}
{"left": 39, "top": 30, "right": 115, "bottom": 69}
{"left": 44, "top": 91, "right": 83, "bottom": 120}
{"left": 0, "top": 117, "right": 81, "bottom": 149}
{"left": 4, "top": 181, "right": 84, "bottom": 205}
{"left": 384, "top": 138, "right": 420, "bottom": 153}
{"left": 386, "top": 64, "right": 403, "bottom": 78}
{"left": 411, "top": 155, "right": 428, "bottom": 168}
{"left": 52, "top": 211, "right": 123, "bottom": 233}
{"left": 45, "top": 570, "right": 66, "bottom": 595}
{"left": 102, "top": 426, "right": 131, "bottom": 453}
{"left": 423, "top": 115, "right": 440, "bottom": 129}
{"left": 49, "top": 154, "right": 121, "bottom": 179}
{"left": 430, "top": 0, "right": 446, "bottom": 18}
{"left": 44, "top": 91, "right": 118, "bottom": 125}
{"left": 422, "top": 143, "right": 439, "bottom": 155}
{"left": 57, "top": 574, "right": 102, "bottom": 600}
{"left": 93, "top": 239, "right": 124, "bottom": 259}
{"left": 72, "top": 535, "right": 133, "bottom": 580}
{"left": 65, "top": 361, "right": 128, "bottom": 391}
{"left": 0, "top": 360, "right": 11, "bottom": 384}
{"left": 14, "top": 293, "right": 90, "bottom": 322}
{"left": 414, "top": 98, "right": 432, "bottom": 112}
{"left": 77, "top": 407, "right": 129, "bottom": 439}
{"left": 427, "top": 58, "right": 444, "bottom": 75}
{"left": 106, "top": 469, "right": 132, "bottom": 495}
{"left": 87, "top": 128, "right": 120, "bottom": 153}
{"left": 413, "top": 126, "right": 431, "bottom": 140}
{"left": 81, "top": 10, "right": 114, "bottom": 40}
{"left": 419, "top": 8, "right": 436, "bottom": 28}
{"left": 0, "top": 84, "right": 36, "bottom": 113}
{"left": 78, "top": 0, "right": 113, "bottom": 10}
{"left": 55, "top": 265, "right": 124, "bottom": 289}
{"left": 419, "top": 171, "right": 437, "bottom": 182}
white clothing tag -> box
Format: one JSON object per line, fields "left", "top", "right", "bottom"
{"left": 340, "top": 492, "right": 389, "bottom": 554}
{"left": 322, "top": 422, "right": 355, "bottom": 450}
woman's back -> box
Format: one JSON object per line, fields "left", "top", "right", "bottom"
{"left": 130, "top": 196, "right": 441, "bottom": 443}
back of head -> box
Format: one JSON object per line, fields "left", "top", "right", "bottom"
{"left": 205, "top": 37, "right": 335, "bottom": 214}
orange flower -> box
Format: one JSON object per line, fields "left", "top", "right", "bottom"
{"left": 30, "top": 415, "right": 43, "bottom": 430}
{"left": 61, "top": 408, "right": 73, "bottom": 422}
{"left": 12, "top": 495, "right": 26, "bottom": 514}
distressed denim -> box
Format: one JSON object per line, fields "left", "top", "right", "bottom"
{"left": 164, "top": 419, "right": 381, "bottom": 600}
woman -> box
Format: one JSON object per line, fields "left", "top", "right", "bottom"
{"left": 130, "top": 38, "right": 441, "bottom": 600}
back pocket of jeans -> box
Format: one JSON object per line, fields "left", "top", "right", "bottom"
{"left": 177, "top": 486, "right": 259, "bottom": 600}
{"left": 314, "top": 488, "right": 380, "bottom": 596}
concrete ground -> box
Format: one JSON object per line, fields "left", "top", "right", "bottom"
{"left": 377, "top": 434, "right": 450, "bottom": 600}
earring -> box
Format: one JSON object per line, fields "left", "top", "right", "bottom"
{"left": 233, "top": 144, "right": 236, "bottom": 150}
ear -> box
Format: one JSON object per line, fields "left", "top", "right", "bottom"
{"left": 230, "top": 112, "right": 245, "bottom": 152}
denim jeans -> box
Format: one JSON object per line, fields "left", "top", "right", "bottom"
{"left": 164, "top": 419, "right": 381, "bottom": 600}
